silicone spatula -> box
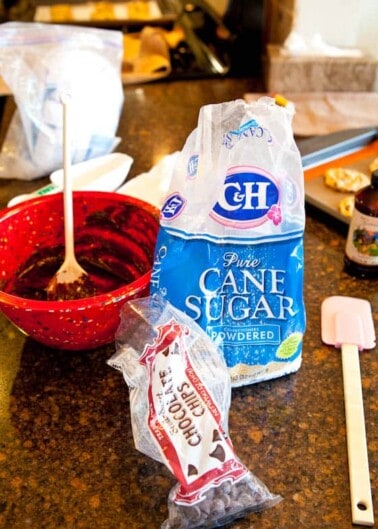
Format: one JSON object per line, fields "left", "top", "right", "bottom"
{"left": 321, "top": 296, "right": 376, "bottom": 526}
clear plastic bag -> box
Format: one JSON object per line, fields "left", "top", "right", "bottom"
{"left": 108, "top": 296, "right": 282, "bottom": 529}
{"left": 0, "top": 22, "right": 124, "bottom": 180}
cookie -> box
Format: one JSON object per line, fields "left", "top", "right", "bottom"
{"left": 338, "top": 195, "right": 354, "bottom": 218}
{"left": 369, "top": 157, "right": 378, "bottom": 174}
{"left": 50, "top": 4, "right": 73, "bottom": 21}
{"left": 324, "top": 168, "right": 369, "bottom": 193}
{"left": 91, "top": 2, "right": 115, "bottom": 20}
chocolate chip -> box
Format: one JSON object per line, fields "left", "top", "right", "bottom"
{"left": 212, "top": 429, "right": 222, "bottom": 442}
{"left": 209, "top": 444, "right": 225, "bottom": 462}
{"left": 187, "top": 464, "right": 198, "bottom": 477}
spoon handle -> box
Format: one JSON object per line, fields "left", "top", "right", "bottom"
{"left": 61, "top": 93, "right": 75, "bottom": 261}
{"left": 342, "top": 343, "right": 374, "bottom": 526}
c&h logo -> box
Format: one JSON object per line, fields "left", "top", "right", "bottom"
{"left": 211, "top": 166, "right": 281, "bottom": 228}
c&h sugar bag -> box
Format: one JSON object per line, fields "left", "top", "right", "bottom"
{"left": 150, "top": 97, "right": 306, "bottom": 387}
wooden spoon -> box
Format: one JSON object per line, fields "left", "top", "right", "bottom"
{"left": 46, "top": 94, "right": 96, "bottom": 301}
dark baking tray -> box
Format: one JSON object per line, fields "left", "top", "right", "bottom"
{"left": 297, "top": 127, "right": 378, "bottom": 224}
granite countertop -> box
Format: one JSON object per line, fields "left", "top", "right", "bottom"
{"left": 0, "top": 78, "right": 377, "bottom": 529}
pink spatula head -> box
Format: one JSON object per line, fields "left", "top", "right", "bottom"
{"left": 321, "top": 296, "right": 376, "bottom": 350}
{"left": 321, "top": 296, "right": 376, "bottom": 527}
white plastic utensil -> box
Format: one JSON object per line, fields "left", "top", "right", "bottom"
{"left": 50, "top": 152, "right": 133, "bottom": 191}
{"left": 321, "top": 295, "right": 376, "bottom": 527}
{"left": 7, "top": 152, "right": 133, "bottom": 208}
{"left": 46, "top": 94, "right": 95, "bottom": 301}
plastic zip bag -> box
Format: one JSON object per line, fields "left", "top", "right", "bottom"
{"left": 0, "top": 22, "right": 124, "bottom": 180}
{"left": 108, "top": 295, "right": 281, "bottom": 529}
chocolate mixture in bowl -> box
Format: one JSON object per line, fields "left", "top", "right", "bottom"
{"left": 4, "top": 203, "right": 159, "bottom": 300}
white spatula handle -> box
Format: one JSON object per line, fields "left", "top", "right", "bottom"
{"left": 341, "top": 343, "right": 374, "bottom": 526}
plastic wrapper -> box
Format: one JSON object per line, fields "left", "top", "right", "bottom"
{"left": 150, "top": 97, "right": 306, "bottom": 387}
{"left": 0, "top": 22, "right": 124, "bottom": 180}
{"left": 108, "top": 295, "right": 282, "bottom": 529}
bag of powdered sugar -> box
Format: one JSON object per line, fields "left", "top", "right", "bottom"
{"left": 150, "top": 97, "right": 306, "bottom": 387}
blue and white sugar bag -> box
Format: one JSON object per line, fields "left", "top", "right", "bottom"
{"left": 150, "top": 97, "right": 306, "bottom": 387}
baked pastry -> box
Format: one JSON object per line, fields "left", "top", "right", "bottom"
{"left": 338, "top": 195, "right": 354, "bottom": 218}
{"left": 91, "top": 2, "right": 115, "bottom": 20}
{"left": 324, "top": 167, "right": 370, "bottom": 193}
{"left": 50, "top": 3, "right": 73, "bottom": 21}
{"left": 369, "top": 157, "right": 378, "bottom": 174}
{"left": 127, "top": 1, "right": 152, "bottom": 19}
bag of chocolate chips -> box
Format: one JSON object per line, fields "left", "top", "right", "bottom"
{"left": 150, "top": 97, "right": 306, "bottom": 387}
{"left": 108, "top": 295, "right": 281, "bottom": 529}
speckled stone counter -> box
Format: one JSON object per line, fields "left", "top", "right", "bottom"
{"left": 0, "top": 78, "right": 377, "bottom": 529}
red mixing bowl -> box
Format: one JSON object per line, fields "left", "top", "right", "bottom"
{"left": 0, "top": 191, "right": 160, "bottom": 350}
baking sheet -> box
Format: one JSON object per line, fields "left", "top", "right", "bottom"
{"left": 33, "top": 0, "right": 176, "bottom": 26}
{"left": 304, "top": 138, "right": 378, "bottom": 224}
